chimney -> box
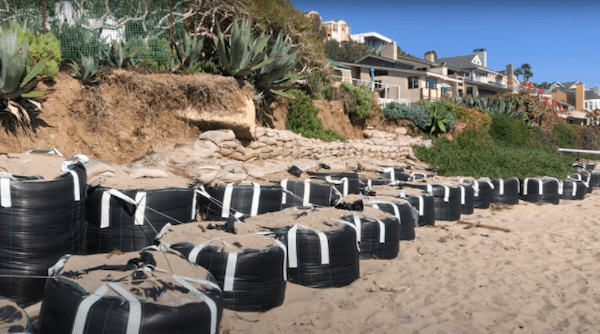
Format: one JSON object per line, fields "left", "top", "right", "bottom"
{"left": 473, "top": 48, "right": 487, "bottom": 68}
{"left": 424, "top": 50, "right": 436, "bottom": 62}
{"left": 506, "top": 64, "right": 515, "bottom": 90}
{"left": 381, "top": 41, "right": 397, "bottom": 60}
{"left": 576, "top": 83, "right": 585, "bottom": 111}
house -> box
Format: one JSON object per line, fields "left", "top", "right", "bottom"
{"left": 322, "top": 19, "right": 351, "bottom": 43}
{"left": 350, "top": 32, "right": 393, "bottom": 51}
{"left": 340, "top": 42, "right": 469, "bottom": 106}
{"left": 538, "top": 82, "right": 600, "bottom": 111}
{"left": 432, "top": 49, "right": 519, "bottom": 96}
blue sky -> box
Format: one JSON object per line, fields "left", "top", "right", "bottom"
{"left": 291, "top": 0, "right": 600, "bottom": 89}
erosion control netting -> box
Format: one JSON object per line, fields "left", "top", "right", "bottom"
{"left": 366, "top": 199, "right": 416, "bottom": 241}
{"left": 340, "top": 214, "right": 399, "bottom": 260}
{"left": 569, "top": 172, "right": 592, "bottom": 193}
{"left": 307, "top": 172, "right": 361, "bottom": 196}
{"left": 519, "top": 178, "right": 560, "bottom": 205}
{"left": 196, "top": 184, "right": 283, "bottom": 221}
{"left": 166, "top": 235, "right": 287, "bottom": 312}
{"left": 403, "top": 183, "right": 462, "bottom": 221}
{"left": 0, "top": 299, "right": 33, "bottom": 333}
{"left": 397, "top": 191, "right": 436, "bottom": 226}
{"left": 460, "top": 179, "right": 494, "bottom": 209}
{"left": 86, "top": 187, "right": 197, "bottom": 253}
{"left": 559, "top": 180, "right": 587, "bottom": 200}
{"left": 0, "top": 159, "right": 87, "bottom": 304}
{"left": 246, "top": 207, "right": 361, "bottom": 289}
{"left": 279, "top": 179, "right": 341, "bottom": 208}
{"left": 491, "top": 177, "right": 520, "bottom": 205}
{"left": 39, "top": 250, "right": 223, "bottom": 334}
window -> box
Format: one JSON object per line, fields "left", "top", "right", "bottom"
{"left": 467, "top": 87, "right": 473, "bottom": 95}
{"left": 426, "top": 78, "right": 437, "bottom": 89}
{"left": 408, "top": 77, "right": 419, "bottom": 89}
{"left": 374, "top": 70, "right": 388, "bottom": 76}
{"left": 458, "top": 89, "right": 463, "bottom": 97}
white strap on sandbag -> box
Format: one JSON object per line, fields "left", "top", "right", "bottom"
{"left": 325, "top": 176, "right": 349, "bottom": 196}
{"left": 368, "top": 200, "right": 401, "bottom": 224}
{"left": 188, "top": 238, "right": 220, "bottom": 263}
{"left": 335, "top": 219, "right": 360, "bottom": 251}
{"left": 221, "top": 184, "right": 234, "bottom": 218}
{"left": 382, "top": 167, "right": 395, "bottom": 182}
{"left": 498, "top": 179, "right": 505, "bottom": 195}
{"left": 100, "top": 191, "right": 111, "bottom": 228}
{"left": 134, "top": 192, "right": 147, "bottom": 226}
{"left": 418, "top": 195, "right": 424, "bottom": 216}
{"left": 471, "top": 180, "right": 480, "bottom": 197}
{"left": 514, "top": 177, "right": 520, "bottom": 194}
{"left": 280, "top": 179, "right": 288, "bottom": 204}
{"left": 572, "top": 181, "right": 577, "bottom": 197}
{"left": 287, "top": 224, "right": 299, "bottom": 268}
{"left": 537, "top": 179, "right": 543, "bottom": 195}
{"left": 196, "top": 186, "right": 211, "bottom": 199}
{"left": 223, "top": 252, "right": 238, "bottom": 292}
{"left": 0, "top": 173, "right": 11, "bottom": 208}
{"left": 459, "top": 185, "right": 466, "bottom": 204}
{"left": 106, "top": 282, "right": 142, "bottom": 334}
{"left": 352, "top": 214, "right": 362, "bottom": 244}
{"left": 251, "top": 183, "right": 261, "bottom": 217}
{"left": 367, "top": 179, "right": 372, "bottom": 191}
{"left": 303, "top": 179, "right": 311, "bottom": 206}
{"left": 191, "top": 191, "right": 198, "bottom": 220}
{"left": 427, "top": 184, "right": 450, "bottom": 202}
{"left": 65, "top": 170, "right": 81, "bottom": 201}
{"left": 274, "top": 239, "right": 288, "bottom": 281}
{"left": 72, "top": 284, "right": 109, "bottom": 334}
{"left": 172, "top": 275, "right": 219, "bottom": 334}
{"left": 48, "top": 254, "right": 72, "bottom": 276}
{"left": 375, "top": 218, "right": 386, "bottom": 243}
{"left": 522, "top": 178, "right": 529, "bottom": 195}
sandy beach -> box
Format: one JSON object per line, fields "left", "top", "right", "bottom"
{"left": 220, "top": 189, "right": 600, "bottom": 334}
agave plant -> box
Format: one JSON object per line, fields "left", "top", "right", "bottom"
{"left": 103, "top": 41, "right": 138, "bottom": 68}
{"left": 254, "top": 32, "right": 306, "bottom": 98}
{"left": 171, "top": 32, "right": 204, "bottom": 71}
{"left": 70, "top": 55, "right": 98, "bottom": 84}
{"left": 214, "top": 19, "right": 275, "bottom": 80}
{"left": 429, "top": 103, "right": 454, "bottom": 134}
{"left": 0, "top": 29, "right": 48, "bottom": 127}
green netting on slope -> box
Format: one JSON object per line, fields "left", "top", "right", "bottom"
{"left": 0, "top": 0, "right": 186, "bottom": 63}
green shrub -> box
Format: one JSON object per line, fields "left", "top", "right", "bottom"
{"left": 383, "top": 103, "right": 431, "bottom": 131}
{"left": 127, "top": 37, "right": 171, "bottom": 70}
{"left": 340, "top": 82, "right": 377, "bottom": 120}
{"left": 6, "top": 23, "right": 62, "bottom": 77}
{"left": 52, "top": 21, "right": 106, "bottom": 61}
{"left": 428, "top": 100, "right": 455, "bottom": 133}
{"left": 450, "top": 104, "right": 491, "bottom": 131}
{"left": 286, "top": 90, "right": 346, "bottom": 141}
{"left": 489, "top": 113, "right": 529, "bottom": 147}
{"left": 551, "top": 122, "right": 578, "bottom": 149}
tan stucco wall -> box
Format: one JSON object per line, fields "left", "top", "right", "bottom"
{"left": 552, "top": 91, "right": 568, "bottom": 104}
{"left": 576, "top": 83, "right": 585, "bottom": 110}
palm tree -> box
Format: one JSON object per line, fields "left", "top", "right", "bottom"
{"left": 514, "top": 68, "right": 523, "bottom": 82}
{"left": 520, "top": 63, "right": 533, "bottom": 82}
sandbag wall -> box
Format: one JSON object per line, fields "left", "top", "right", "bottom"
{"left": 0, "top": 162, "right": 87, "bottom": 304}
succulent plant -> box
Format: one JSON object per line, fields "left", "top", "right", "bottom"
{"left": 214, "top": 19, "right": 275, "bottom": 80}
{"left": 104, "top": 41, "right": 138, "bottom": 68}
{"left": 171, "top": 32, "right": 204, "bottom": 71}
{"left": 70, "top": 54, "right": 98, "bottom": 84}
{"left": 0, "top": 29, "right": 48, "bottom": 126}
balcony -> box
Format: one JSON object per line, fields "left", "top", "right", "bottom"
{"left": 421, "top": 88, "right": 440, "bottom": 100}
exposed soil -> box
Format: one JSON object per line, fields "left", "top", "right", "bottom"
{"left": 314, "top": 99, "right": 365, "bottom": 140}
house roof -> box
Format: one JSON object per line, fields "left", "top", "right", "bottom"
{"left": 355, "top": 54, "right": 416, "bottom": 70}
{"left": 561, "top": 81, "right": 579, "bottom": 89}
{"left": 350, "top": 32, "right": 393, "bottom": 44}
{"left": 435, "top": 54, "right": 479, "bottom": 69}
{"left": 586, "top": 90, "right": 600, "bottom": 100}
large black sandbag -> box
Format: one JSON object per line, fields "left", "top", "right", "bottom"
{"left": 406, "top": 184, "right": 462, "bottom": 221}
{"left": 0, "top": 160, "right": 87, "bottom": 304}
{"left": 341, "top": 214, "right": 400, "bottom": 259}
{"left": 0, "top": 298, "right": 34, "bottom": 333}
{"left": 39, "top": 251, "right": 223, "bottom": 334}
{"left": 279, "top": 179, "right": 341, "bottom": 208}
{"left": 569, "top": 172, "right": 592, "bottom": 193}
{"left": 573, "top": 162, "right": 595, "bottom": 171}
{"left": 307, "top": 172, "right": 361, "bottom": 196}
{"left": 460, "top": 178, "right": 494, "bottom": 209}
{"left": 519, "top": 178, "right": 560, "bottom": 204}
{"left": 86, "top": 187, "right": 197, "bottom": 253}
{"left": 589, "top": 172, "right": 600, "bottom": 189}
{"left": 196, "top": 184, "right": 283, "bottom": 221}
{"left": 491, "top": 177, "right": 520, "bottom": 205}
{"left": 560, "top": 180, "right": 587, "bottom": 200}
{"left": 273, "top": 224, "right": 359, "bottom": 288}
{"left": 378, "top": 167, "right": 410, "bottom": 182}
{"left": 458, "top": 183, "right": 475, "bottom": 215}
{"left": 170, "top": 241, "right": 286, "bottom": 312}
{"left": 366, "top": 200, "right": 416, "bottom": 240}
{"left": 398, "top": 191, "right": 435, "bottom": 226}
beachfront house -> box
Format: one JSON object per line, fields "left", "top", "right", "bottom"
{"left": 536, "top": 82, "right": 600, "bottom": 124}
{"left": 339, "top": 42, "right": 468, "bottom": 106}
{"left": 350, "top": 32, "right": 393, "bottom": 51}
{"left": 433, "top": 49, "right": 518, "bottom": 96}
{"left": 322, "top": 19, "right": 351, "bottom": 43}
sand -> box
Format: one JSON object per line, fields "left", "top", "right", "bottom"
{"left": 219, "top": 190, "right": 600, "bottom": 333}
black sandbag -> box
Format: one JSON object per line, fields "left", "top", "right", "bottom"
{"left": 307, "top": 172, "right": 360, "bottom": 195}
{"left": 341, "top": 214, "right": 399, "bottom": 260}
{"left": 569, "top": 172, "right": 592, "bottom": 193}
{"left": 560, "top": 180, "right": 587, "bottom": 200}
{"left": 273, "top": 224, "right": 359, "bottom": 288}
{"left": 171, "top": 242, "right": 286, "bottom": 312}
{"left": 39, "top": 251, "right": 223, "bottom": 334}
{"left": 461, "top": 178, "right": 493, "bottom": 209}
{"left": 398, "top": 192, "right": 435, "bottom": 226}
{"left": 86, "top": 187, "right": 196, "bottom": 253}
{"left": 519, "top": 178, "right": 560, "bottom": 204}
{"left": 491, "top": 177, "right": 520, "bottom": 205}
{"left": 573, "top": 162, "right": 595, "bottom": 171}
{"left": 590, "top": 172, "right": 600, "bottom": 189}
{"left": 366, "top": 200, "right": 416, "bottom": 240}
{"left": 0, "top": 161, "right": 87, "bottom": 304}
{"left": 406, "top": 184, "right": 461, "bottom": 221}
{"left": 378, "top": 167, "right": 410, "bottom": 182}
{"left": 0, "top": 298, "right": 34, "bottom": 333}
{"left": 196, "top": 184, "right": 283, "bottom": 221}
{"left": 279, "top": 179, "right": 341, "bottom": 208}
{"left": 458, "top": 184, "right": 475, "bottom": 215}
